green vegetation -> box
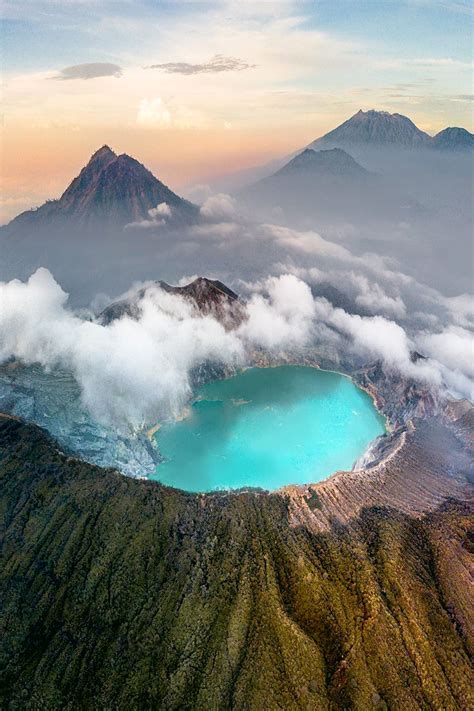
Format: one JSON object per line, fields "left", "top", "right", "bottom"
{"left": 1, "top": 417, "right": 472, "bottom": 710}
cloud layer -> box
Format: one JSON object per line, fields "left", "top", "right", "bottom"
{"left": 0, "top": 270, "right": 315, "bottom": 428}
{"left": 147, "top": 55, "right": 255, "bottom": 75}
{"left": 1, "top": 257, "right": 472, "bottom": 434}
{"left": 52, "top": 63, "right": 122, "bottom": 80}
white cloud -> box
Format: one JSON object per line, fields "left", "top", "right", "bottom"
{"left": 189, "top": 222, "right": 240, "bottom": 239}
{"left": 419, "top": 326, "right": 474, "bottom": 380}
{"left": 136, "top": 97, "right": 172, "bottom": 128}
{"left": 149, "top": 202, "right": 172, "bottom": 219}
{"left": 147, "top": 55, "right": 255, "bottom": 75}
{"left": 238, "top": 274, "right": 315, "bottom": 350}
{"left": 350, "top": 273, "right": 407, "bottom": 318}
{"left": 261, "top": 224, "right": 352, "bottom": 258}
{"left": 125, "top": 202, "right": 172, "bottom": 229}
{"left": 183, "top": 184, "right": 212, "bottom": 204}
{"left": 1, "top": 265, "right": 473, "bottom": 435}
{"left": 313, "top": 298, "right": 442, "bottom": 386}
{"left": 0, "top": 269, "right": 244, "bottom": 428}
{"left": 200, "top": 193, "right": 237, "bottom": 220}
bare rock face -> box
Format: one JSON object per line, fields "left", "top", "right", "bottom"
{"left": 98, "top": 276, "right": 245, "bottom": 329}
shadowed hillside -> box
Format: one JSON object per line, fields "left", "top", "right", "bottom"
{"left": 1, "top": 414, "right": 472, "bottom": 710}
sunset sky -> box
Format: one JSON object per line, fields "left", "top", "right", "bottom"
{"left": 1, "top": 0, "right": 473, "bottom": 222}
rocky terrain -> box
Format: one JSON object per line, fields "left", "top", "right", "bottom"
{"left": 1, "top": 281, "right": 473, "bottom": 710}
{"left": 0, "top": 363, "right": 162, "bottom": 477}
{"left": 0, "top": 271, "right": 473, "bottom": 708}
{"left": 1, "top": 404, "right": 472, "bottom": 710}
{"left": 0, "top": 275, "right": 462, "bottom": 482}
{"left": 0, "top": 277, "right": 246, "bottom": 477}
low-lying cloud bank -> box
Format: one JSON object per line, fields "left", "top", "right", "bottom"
{"left": 1, "top": 262, "right": 472, "bottom": 431}
{"left": 0, "top": 270, "right": 315, "bottom": 428}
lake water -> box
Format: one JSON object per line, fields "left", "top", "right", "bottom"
{"left": 151, "top": 366, "right": 386, "bottom": 492}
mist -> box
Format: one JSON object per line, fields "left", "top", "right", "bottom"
{"left": 1, "top": 253, "right": 472, "bottom": 434}
{"left": 0, "top": 270, "right": 321, "bottom": 428}
{"left": 0, "top": 139, "right": 472, "bottom": 436}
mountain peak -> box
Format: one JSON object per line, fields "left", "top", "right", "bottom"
{"left": 6, "top": 146, "right": 197, "bottom": 230}
{"left": 432, "top": 126, "right": 474, "bottom": 151}
{"left": 275, "top": 147, "right": 369, "bottom": 179}
{"left": 310, "top": 109, "right": 431, "bottom": 149}
{"left": 356, "top": 109, "right": 391, "bottom": 117}
{"left": 90, "top": 145, "right": 116, "bottom": 161}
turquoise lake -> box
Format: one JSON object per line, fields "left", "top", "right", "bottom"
{"left": 151, "top": 366, "right": 386, "bottom": 493}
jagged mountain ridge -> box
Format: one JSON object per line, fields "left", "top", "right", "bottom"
{"left": 3, "top": 145, "right": 197, "bottom": 232}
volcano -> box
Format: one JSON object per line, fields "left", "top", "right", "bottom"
{"left": 432, "top": 127, "right": 474, "bottom": 151}
{"left": 309, "top": 109, "right": 432, "bottom": 150}
{"left": 3, "top": 145, "right": 197, "bottom": 234}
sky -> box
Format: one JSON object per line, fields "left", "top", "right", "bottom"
{"left": 1, "top": 0, "right": 473, "bottom": 222}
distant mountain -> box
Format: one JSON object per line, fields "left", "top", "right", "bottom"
{"left": 273, "top": 147, "right": 370, "bottom": 180}
{"left": 432, "top": 127, "right": 474, "bottom": 151}
{"left": 308, "top": 109, "right": 473, "bottom": 153}
{"left": 309, "top": 109, "right": 431, "bottom": 150}
{"left": 3, "top": 146, "right": 197, "bottom": 234}
{"left": 239, "top": 145, "right": 423, "bottom": 226}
